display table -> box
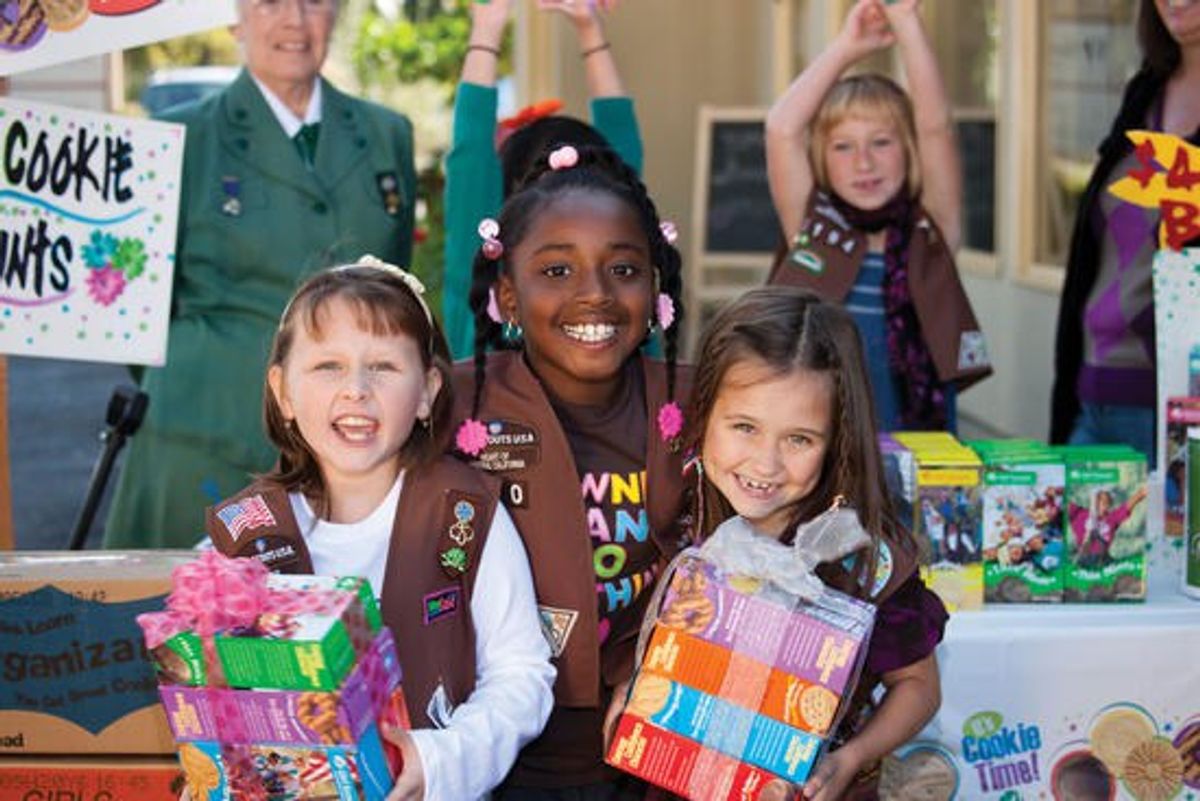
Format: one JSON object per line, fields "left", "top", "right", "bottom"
{"left": 883, "top": 548, "right": 1200, "bottom": 801}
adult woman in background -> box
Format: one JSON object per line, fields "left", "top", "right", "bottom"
{"left": 105, "top": 0, "right": 416, "bottom": 548}
{"left": 1051, "top": 0, "right": 1200, "bottom": 464}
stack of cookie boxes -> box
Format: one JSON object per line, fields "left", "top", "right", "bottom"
{"left": 892, "top": 432, "right": 985, "bottom": 611}
{"left": 968, "top": 440, "right": 1067, "bottom": 603}
{"left": 139, "top": 560, "right": 409, "bottom": 800}
{"left": 606, "top": 553, "right": 875, "bottom": 800}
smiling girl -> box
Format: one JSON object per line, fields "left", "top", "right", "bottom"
{"left": 452, "top": 144, "right": 689, "bottom": 799}
{"left": 206, "top": 260, "right": 555, "bottom": 801}
{"left": 765, "top": 0, "right": 990, "bottom": 431}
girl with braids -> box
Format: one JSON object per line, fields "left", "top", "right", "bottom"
{"left": 765, "top": 0, "right": 989, "bottom": 431}
{"left": 686, "top": 287, "right": 947, "bottom": 801}
{"left": 451, "top": 143, "right": 690, "bottom": 799}
{"left": 205, "top": 259, "right": 554, "bottom": 801}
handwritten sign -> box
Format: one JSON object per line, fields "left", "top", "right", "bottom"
{"left": 0, "top": 0, "right": 236, "bottom": 77}
{"left": 1108, "top": 130, "right": 1200, "bottom": 251}
{"left": 0, "top": 97, "right": 182, "bottom": 365}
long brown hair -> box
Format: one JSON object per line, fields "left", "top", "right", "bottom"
{"left": 262, "top": 264, "right": 454, "bottom": 513}
{"left": 685, "top": 288, "right": 905, "bottom": 561}
{"left": 1138, "top": 0, "right": 1181, "bottom": 78}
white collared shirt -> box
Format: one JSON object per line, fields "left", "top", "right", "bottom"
{"left": 250, "top": 74, "right": 322, "bottom": 138}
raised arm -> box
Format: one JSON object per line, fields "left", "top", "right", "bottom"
{"left": 766, "top": 0, "right": 895, "bottom": 240}
{"left": 882, "top": 0, "right": 962, "bottom": 251}
{"left": 461, "top": 0, "right": 512, "bottom": 87}
{"left": 539, "top": 0, "right": 624, "bottom": 98}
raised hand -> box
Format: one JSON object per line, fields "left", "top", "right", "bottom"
{"left": 836, "top": 0, "right": 896, "bottom": 61}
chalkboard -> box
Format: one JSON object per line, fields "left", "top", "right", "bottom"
{"left": 702, "top": 117, "right": 780, "bottom": 254}
{"left": 957, "top": 118, "right": 996, "bottom": 253}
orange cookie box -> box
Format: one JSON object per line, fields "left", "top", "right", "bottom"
{"left": 641, "top": 626, "right": 843, "bottom": 736}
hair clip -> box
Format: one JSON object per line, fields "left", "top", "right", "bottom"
{"left": 659, "top": 220, "right": 678, "bottom": 245}
{"left": 656, "top": 293, "right": 676, "bottom": 331}
{"left": 548, "top": 144, "right": 579, "bottom": 171}
{"left": 478, "top": 218, "right": 504, "bottom": 260}
{"left": 349, "top": 254, "right": 434, "bottom": 327}
{"left": 486, "top": 287, "right": 503, "bottom": 324}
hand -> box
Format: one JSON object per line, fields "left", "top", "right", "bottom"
{"left": 602, "top": 678, "right": 631, "bottom": 748}
{"left": 469, "top": 0, "right": 514, "bottom": 46}
{"left": 802, "top": 746, "right": 863, "bottom": 801}
{"left": 383, "top": 725, "right": 426, "bottom": 801}
{"left": 537, "top": 0, "right": 613, "bottom": 26}
{"left": 836, "top": 0, "right": 895, "bottom": 60}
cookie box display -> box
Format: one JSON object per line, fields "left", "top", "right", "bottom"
{"left": 1165, "top": 397, "right": 1200, "bottom": 538}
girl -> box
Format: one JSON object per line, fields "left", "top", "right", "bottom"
{"left": 206, "top": 260, "right": 555, "bottom": 801}
{"left": 453, "top": 144, "right": 688, "bottom": 798}
{"left": 764, "top": 0, "right": 989, "bottom": 432}
{"left": 443, "top": 0, "right": 641, "bottom": 360}
{"left": 686, "top": 287, "right": 947, "bottom": 801}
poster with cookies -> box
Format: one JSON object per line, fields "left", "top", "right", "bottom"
{"left": 0, "top": 0, "right": 236, "bottom": 76}
{"left": 0, "top": 96, "right": 182, "bottom": 365}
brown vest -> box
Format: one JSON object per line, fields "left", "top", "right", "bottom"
{"left": 451, "top": 352, "right": 691, "bottom": 708}
{"left": 207, "top": 456, "right": 500, "bottom": 728}
{"left": 767, "top": 193, "right": 992, "bottom": 390}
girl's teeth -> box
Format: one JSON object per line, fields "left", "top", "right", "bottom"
{"left": 564, "top": 323, "right": 616, "bottom": 343}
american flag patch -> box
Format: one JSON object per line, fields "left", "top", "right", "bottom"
{"left": 216, "top": 494, "right": 276, "bottom": 541}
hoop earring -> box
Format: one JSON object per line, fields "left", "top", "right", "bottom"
{"left": 502, "top": 319, "right": 523, "bottom": 342}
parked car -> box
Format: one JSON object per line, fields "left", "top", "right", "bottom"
{"left": 140, "top": 66, "right": 239, "bottom": 116}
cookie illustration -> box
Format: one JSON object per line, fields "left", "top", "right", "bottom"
{"left": 1173, "top": 721, "right": 1200, "bottom": 790}
{"left": 1051, "top": 751, "right": 1115, "bottom": 801}
{"left": 878, "top": 749, "right": 957, "bottom": 801}
{"left": 625, "top": 674, "right": 673, "bottom": 719}
{"left": 0, "top": 0, "right": 46, "bottom": 51}
{"left": 178, "top": 743, "right": 221, "bottom": 798}
{"left": 794, "top": 685, "right": 838, "bottom": 734}
{"left": 1122, "top": 737, "right": 1183, "bottom": 801}
{"left": 35, "top": 0, "right": 88, "bottom": 31}
{"left": 1090, "top": 707, "right": 1156, "bottom": 778}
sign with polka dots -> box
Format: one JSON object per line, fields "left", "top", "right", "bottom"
{"left": 0, "top": 97, "right": 182, "bottom": 365}
{"left": 0, "top": 1, "right": 236, "bottom": 77}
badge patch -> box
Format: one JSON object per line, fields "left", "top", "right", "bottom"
{"left": 217, "top": 494, "right": 275, "bottom": 541}
{"left": 423, "top": 586, "right": 461, "bottom": 625}
{"left": 872, "top": 540, "right": 894, "bottom": 598}
{"left": 957, "top": 331, "right": 990, "bottom": 370}
{"left": 376, "top": 171, "right": 402, "bottom": 216}
{"left": 439, "top": 493, "right": 481, "bottom": 578}
{"left": 790, "top": 249, "right": 824, "bottom": 274}
{"left": 475, "top": 420, "right": 541, "bottom": 471}
{"left": 538, "top": 605, "right": 579, "bottom": 658}
{"left": 220, "top": 175, "right": 241, "bottom": 217}
{"left": 502, "top": 479, "right": 529, "bottom": 509}
{"left": 244, "top": 535, "right": 301, "bottom": 571}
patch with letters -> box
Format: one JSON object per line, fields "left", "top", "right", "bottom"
{"left": 957, "top": 330, "right": 991, "bottom": 371}
{"left": 238, "top": 534, "right": 303, "bottom": 572}
{"left": 473, "top": 419, "right": 541, "bottom": 472}
{"left": 538, "top": 604, "right": 579, "bottom": 658}
{"left": 217, "top": 494, "right": 276, "bottom": 541}
{"left": 423, "top": 586, "right": 461, "bottom": 625}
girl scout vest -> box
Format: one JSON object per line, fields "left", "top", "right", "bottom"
{"left": 452, "top": 352, "right": 690, "bottom": 709}
{"left": 768, "top": 193, "right": 992, "bottom": 389}
{"left": 206, "top": 456, "right": 500, "bottom": 728}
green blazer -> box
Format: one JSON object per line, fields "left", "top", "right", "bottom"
{"left": 104, "top": 70, "right": 416, "bottom": 549}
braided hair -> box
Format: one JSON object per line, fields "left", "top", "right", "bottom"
{"left": 466, "top": 145, "right": 684, "bottom": 421}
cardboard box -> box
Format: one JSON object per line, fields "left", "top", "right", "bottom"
{"left": 905, "top": 446, "right": 984, "bottom": 611}
{"left": 179, "top": 722, "right": 397, "bottom": 801}
{"left": 0, "top": 551, "right": 196, "bottom": 755}
{"left": 608, "top": 715, "right": 800, "bottom": 800}
{"left": 1165, "top": 397, "right": 1200, "bottom": 538}
{"left": 977, "top": 449, "right": 1067, "bottom": 603}
{"left": 0, "top": 756, "right": 183, "bottom": 801}
{"left": 1059, "top": 446, "right": 1148, "bottom": 602}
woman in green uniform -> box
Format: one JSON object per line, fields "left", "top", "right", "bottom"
{"left": 104, "top": 0, "right": 416, "bottom": 549}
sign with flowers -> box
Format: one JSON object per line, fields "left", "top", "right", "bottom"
{"left": 0, "top": 96, "right": 183, "bottom": 365}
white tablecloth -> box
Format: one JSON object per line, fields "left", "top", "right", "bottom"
{"left": 883, "top": 545, "right": 1200, "bottom": 800}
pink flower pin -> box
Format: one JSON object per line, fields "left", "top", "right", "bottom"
{"left": 657, "top": 402, "right": 684, "bottom": 444}
{"left": 548, "top": 144, "right": 579, "bottom": 170}
{"left": 86, "top": 264, "right": 127, "bottom": 306}
{"left": 656, "top": 293, "right": 676, "bottom": 331}
{"left": 456, "top": 418, "right": 489, "bottom": 457}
